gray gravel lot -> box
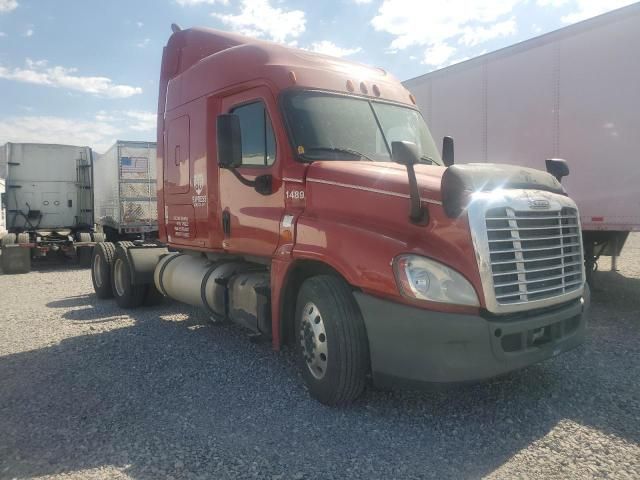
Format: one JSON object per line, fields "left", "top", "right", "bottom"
{"left": 1, "top": 235, "right": 639, "bottom": 480}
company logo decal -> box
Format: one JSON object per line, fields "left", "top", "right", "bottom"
{"left": 192, "top": 173, "right": 206, "bottom": 207}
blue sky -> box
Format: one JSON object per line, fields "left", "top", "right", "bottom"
{"left": 0, "top": 0, "right": 635, "bottom": 152}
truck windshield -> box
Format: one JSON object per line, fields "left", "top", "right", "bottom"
{"left": 282, "top": 91, "right": 442, "bottom": 165}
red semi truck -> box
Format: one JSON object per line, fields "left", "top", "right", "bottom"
{"left": 90, "top": 26, "right": 589, "bottom": 405}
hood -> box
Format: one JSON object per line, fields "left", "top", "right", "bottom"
{"left": 305, "top": 161, "right": 446, "bottom": 204}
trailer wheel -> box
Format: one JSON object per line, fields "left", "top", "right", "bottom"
{"left": 111, "top": 244, "right": 147, "bottom": 309}
{"left": 78, "top": 232, "right": 92, "bottom": 243}
{"left": 92, "top": 242, "right": 116, "bottom": 298}
{"left": 1, "top": 233, "right": 16, "bottom": 248}
{"left": 17, "top": 233, "right": 30, "bottom": 245}
{"left": 295, "top": 275, "right": 370, "bottom": 405}
{"left": 77, "top": 246, "right": 93, "bottom": 268}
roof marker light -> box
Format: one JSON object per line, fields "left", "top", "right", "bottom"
{"left": 360, "top": 82, "right": 368, "bottom": 94}
{"left": 346, "top": 79, "right": 354, "bottom": 92}
{"left": 289, "top": 70, "right": 297, "bottom": 84}
{"left": 372, "top": 84, "right": 380, "bottom": 97}
{"left": 409, "top": 93, "right": 416, "bottom": 104}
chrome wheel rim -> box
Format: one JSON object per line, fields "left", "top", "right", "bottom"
{"left": 113, "top": 258, "right": 126, "bottom": 297}
{"left": 300, "top": 301, "right": 328, "bottom": 380}
{"left": 93, "top": 253, "right": 103, "bottom": 288}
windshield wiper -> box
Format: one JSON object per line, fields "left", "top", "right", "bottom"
{"left": 303, "top": 146, "right": 375, "bottom": 162}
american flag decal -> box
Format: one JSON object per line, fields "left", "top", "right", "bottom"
{"left": 121, "top": 157, "right": 148, "bottom": 173}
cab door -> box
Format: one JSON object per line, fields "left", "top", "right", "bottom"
{"left": 218, "top": 87, "right": 284, "bottom": 257}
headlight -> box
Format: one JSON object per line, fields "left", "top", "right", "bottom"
{"left": 393, "top": 254, "right": 479, "bottom": 306}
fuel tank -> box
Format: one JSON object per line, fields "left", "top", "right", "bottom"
{"left": 153, "top": 253, "right": 270, "bottom": 330}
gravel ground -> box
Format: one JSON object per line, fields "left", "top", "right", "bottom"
{"left": 0, "top": 235, "right": 639, "bottom": 480}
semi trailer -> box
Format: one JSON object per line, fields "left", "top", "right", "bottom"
{"left": 91, "top": 26, "right": 590, "bottom": 405}
{"left": 93, "top": 140, "right": 158, "bottom": 241}
{"left": 0, "top": 176, "right": 6, "bottom": 238}
{"left": 403, "top": 3, "right": 640, "bottom": 276}
{"left": 0, "top": 142, "right": 104, "bottom": 274}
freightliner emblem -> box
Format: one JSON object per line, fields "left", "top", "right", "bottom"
{"left": 528, "top": 197, "right": 551, "bottom": 209}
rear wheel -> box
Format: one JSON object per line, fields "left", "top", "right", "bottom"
{"left": 17, "top": 233, "right": 30, "bottom": 245}
{"left": 78, "top": 232, "right": 92, "bottom": 243}
{"left": 295, "top": 275, "right": 370, "bottom": 405}
{"left": 92, "top": 232, "right": 106, "bottom": 243}
{"left": 1, "top": 233, "right": 16, "bottom": 248}
{"left": 92, "top": 242, "right": 116, "bottom": 298}
{"left": 111, "top": 243, "right": 147, "bottom": 309}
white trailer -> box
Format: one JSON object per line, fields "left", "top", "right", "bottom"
{"left": 93, "top": 140, "right": 157, "bottom": 241}
{"left": 404, "top": 3, "right": 640, "bottom": 273}
{"left": 0, "top": 142, "right": 100, "bottom": 274}
{"left": 0, "top": 177, "right": 6, "bottom": 238}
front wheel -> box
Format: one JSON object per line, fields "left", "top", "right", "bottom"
{"left": 295, "top": 275, "right": 370, "bottom": 405}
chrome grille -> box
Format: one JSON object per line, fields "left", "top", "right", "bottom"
{"left": 485, "top": 207, "right": 583, "bottom": 305}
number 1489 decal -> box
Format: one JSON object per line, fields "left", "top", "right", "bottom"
{"left": 286, "top": 190, "right": 305, "bottom": 200}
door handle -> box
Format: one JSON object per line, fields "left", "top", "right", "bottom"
{"left": 222, "top": 210, "right": 231, "bottom": 236}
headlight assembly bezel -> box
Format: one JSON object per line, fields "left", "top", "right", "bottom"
{"left": 393, "top": 254, "right": 480, "bottom": 307}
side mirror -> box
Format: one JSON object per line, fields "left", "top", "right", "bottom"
{"left": 442, "top": 136, "right": 454, "bottom": 167}
{"left": 545, "top": 158, "right": 570, "bottom": 182}
{"left": 391, "top": 140, "right": 420, "bottom": 166}
{"left": 216, "top": 114, "right": 242, "bottom": 169}
{"left": 391, "top": 141, "right": 428, "bottom": 225}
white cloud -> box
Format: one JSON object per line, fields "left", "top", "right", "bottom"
{"left": 459, "top": 17, "right": 517, "bottom": 46}
{"left": 423, "top": 42, "right": 456, "bottom": 66}
{"left": 212, "top": 0, "right": 306, "bottom": 44}
{"left": 0, "top": 116, "right": 121, "bottom": 152}
{"left": 137, "top": 38, "right": 151, "bottom": 48}
{"left": 354, "top": 0, "right": 373, "bottom": 3}
{"left": 537, "top": 0, "right": 568, "bottom": 6}
{"left": 0, "top": 0, "right": 17, "bottom": 13}
{"left": 0, "top": 59, "right": 142, "bottom": 98}
{"left": 0, "top": 32, "right": 6, "bottom": 37}
{"left": 372, "top": 0, "right": 521, "bottom": 50}
{"left": 310, "top": 40, "right": 362, "bottom": 57}
{"left": 122, "top": 110, "right": 157, "bottom": 131}
{"left": 176, "top": 0, "right": 229, "bottom": 5}
{"left": 0, "top": 110, "right": 157, "bottom": 152}
{"left": 136, "top": 21, "right": 144, "bottom": 28}
{"left": 23, "top": 28, "right": 33, "bottom": 37}
{"left": 94, "top": 110, "right": 156, "bottom": 131}
{"left": 561, "top": 0, "right": 636, "bottom": 23}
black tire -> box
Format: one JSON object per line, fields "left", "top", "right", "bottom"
{"left": 111, "top": 243, "right": 147, "bottom": 309}
{"left": 92, "top": 242, "right": 116, "bottom": 298}
{"left": 295, "top": 275, "right": 370, "bottom": 405}
{"left": 92, "top": 232, "right": 106, "bottom": 243}
{"left": 17, "top": 233, "right": 30, "bottom": 245}
{"left": 78, "top": 232, "right": 92, "bottom": 243}
{"left": 77, "top": 246, "right": 93, "bottom": 268}
{"left": 1, "top": 233, "right": 16, "bottom": 248}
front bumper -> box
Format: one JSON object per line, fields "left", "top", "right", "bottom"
{"left": 354, "top": 286, "right": 589, "bottom": 387}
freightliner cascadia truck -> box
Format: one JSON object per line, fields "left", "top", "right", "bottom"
{"left": 90, "top": 26, "right": 590, "bottom": 405}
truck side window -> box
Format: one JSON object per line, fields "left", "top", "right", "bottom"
{"left": 231, "top": 101, "right": 276, "bottom": 166}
